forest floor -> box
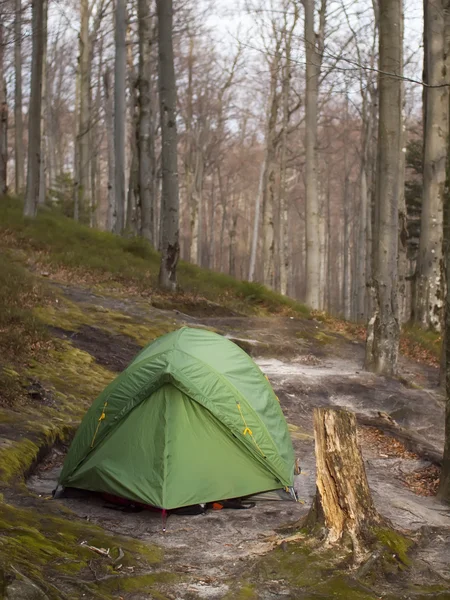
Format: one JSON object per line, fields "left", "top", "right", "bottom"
{"left": 0, "top": 200, "right": 450, "bottom": 599}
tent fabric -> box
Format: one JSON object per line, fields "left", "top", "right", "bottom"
{"left": 59, "top": 327, "right": 295, "bottom": 510}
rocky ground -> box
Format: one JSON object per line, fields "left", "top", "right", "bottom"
{"left": 2, "top": 279, "right": 450, "bottom": 599}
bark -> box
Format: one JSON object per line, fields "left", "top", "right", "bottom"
{"left": 356, "top": 166, "right": 369, "bottom": 321}
{"left": 398, "top": 62, "right": 408, "bottom": 325}
{"left": 438, "top": 12, "right": 450, "bottom": 498}
{"left": 73, "top": 64, "right": 81, "bottom": 221}
{"left": 0, "top": 18, "right": 7, "bottom": 196}
{"left": 304, "top": 0, "right": 326, "bottom": 310}
{"left": 342, "top": 93, "right": 350, "bottom": 319}
{"left": 14, "top": 0, "right": 25, "bottom": 193}
{"left": 38, "top": 1, "right": 48, "bottom": 206}
{"left": 114, "top": 0, "right": 127, "bottom": 234}
{"left": 78, "top": 0, "right": 91, "bottom": 219}
{"left": 126, "top": 37, "right": 139, "bottom": 232}
{"left": 104, "top": 69, "right": 115, "bottom": 232}
{"left": 157, "top": 0, "right": 180, "bottom": 290}
{"left": 138, "top": 0, "right": 156, "bottom": 244}
{"left": 248, "top": 157, "right": 265, "bottom": 282}
{"left": 278, "top": 52, "right": 290, "bottom": 295}
{"left": 365, "top": 0, "right": 403, "bottom": 376}
{"left": 416, "top": 0, "right": 449, "bottom": 331}
{"left": 305, "top": 408, "right": 382, "bottom": 559}
{"left": 262, "top": 49, "right": 280, "bottom": 290}
{"left": 24, "top": 0, "right": 47, "bottom": 217}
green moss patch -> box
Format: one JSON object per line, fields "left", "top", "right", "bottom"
{"left": 0, "top": 500, "right": 164, "bottom": 599}
{"left": 372, "top": 526, "right": 413, "bottom": 567}
{"left": 249, "top": 541, "right": 380, "bottom": 598}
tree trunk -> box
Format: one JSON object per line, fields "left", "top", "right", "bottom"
{"left": 78, "top": 0, "right": 90, "bottom": 220}
{"left": 304, "top": 0, "right": 326, "bottom": 310}
{"left": 416, "top": 0, "right": 449, "bottom": 331}
{"left": 262, "top": 45, "right": 281, "bottom": 290}
{"left": 114, "top": 0, "right": 126, "bottom": 234}
{"left": 364, "top": 0, "right": 403, "bottom": 376}
{"left": 305, "top": 407, "right": 382, "bottom": 559}
{"left": 356, "top": 164, "right": 370, "bottom": 321}
{"left": 38, "top": 1, "right": 48, "bottom": 206}
{"left": 248, "top": 156, "right": 265, "bottom": 282}
{"left": 278, "top": 53, "right": 290, "bottom": 296}
{"left": 14, "top": 0, "right": 25, "bottom": 194}
{"left": 138, "top": 0, "right": 155, "bottom": 244}
{"left": 0, "top": 17, "right": 7, "bottom": 196}
{"left": 73, "top": 63, "right": 81, "bottom": 221}
{"left": 157, "top": 0, "right": 180, "bottom": 290}
{"left": 24, "top": 0, "right": 47, "bottom": 218}
{"left": 104, "top": 69, "right": 115, "bottom": 232}
{"left": 438, "top": 6, "right": 450, "bottom": 498}
{"left": 126, "top": 36, "right": 138, "bottom": 233}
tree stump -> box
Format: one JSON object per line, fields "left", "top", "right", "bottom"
{"left": 305, "top": 407, "right": 383, "bottom": 560}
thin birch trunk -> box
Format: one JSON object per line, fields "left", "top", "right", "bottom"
{"left": 104, "top": 69, "right": 115, "bottom": 232}
{"left": 304, "top": 0, "right": 326, "bottom": 310}
{"left": 78, "top": 0, "right": 91, "bottom": 220}
{"left": 126, "top": 35, "right": 138, "bottom": 232}
{"left": 248, "top": 156, "right": 265, "bottom": 282}
{"left": 73, "top": 65, "right": 81, "bottom": 221}
{"left": 0, "top": 18, "right": 7, "bottom": 196}
{"left": 278, "top": 56, "right": 290, "bottom": 296}
{"left": 24, "top": 0, "right": 47, "bottom": 217}
{"left": 157, "top": 0, "right": 180, "bottom": 290}
{"left": 38, "top": 2, "right": 48, "bottom": 205}
{"left": 14, "top": 0, "right": 25, "bottom": 193}
{"left": 114, "top": 0, "right": 127, "bottom": 234}
{"left": 262, "top": 50, "right": 280, "bottom": 289}
{"left": 138, "top": 0, "right": 155, "bottom": 244}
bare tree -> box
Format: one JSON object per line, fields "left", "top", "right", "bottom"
{"left": 0, "top": 16, "right": 7, "bottom": 196}
{"left": 114, "top": 0, "right": 127, "bottom": 233}
{"left": 104, "top": 68, "right": 116, "bottom": 231}
{"left": 157, "top": 0, "right": 180, "bottom": 290}
{"left": 24, "top": 0, "right": 47, "bottom": 217}
{"left": 303, "top": 0, "right": 326, "bottom": 310}
{"left": 278, "top": 3, "right": 298, "bottom": 295}
{"left": 415, "top": 0, "right": 449, "bottom": 331}
{"left": 138, "top": 0, "right": 156, "bottom": 244}
{"left": 365, "top": 0, "right": 403, "bottom": 376}
{"left": 14, "top": 0, "right": 25, "bottom": 193}
{"left": 262, "top": 24, "right": 282, "bottom": 289}
{"left": 437, "top": 0, "right": 450, "bottom": 504}
{"left": 78, "top": 0, "right": 91, "bottom": 220}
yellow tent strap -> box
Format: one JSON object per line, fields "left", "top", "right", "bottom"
{"left": 236, "top": 402, "right": 265, "bottom": 457}
{"left": 91, "top": 401, "right": 108, "bottom": 448}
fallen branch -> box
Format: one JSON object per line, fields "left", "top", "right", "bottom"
{"left": 356, "top": 412, "right": 442, "bottom": 466}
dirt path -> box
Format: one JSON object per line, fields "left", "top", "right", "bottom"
{"left": 25, "top": 283, "right": 450, "bottom": 597}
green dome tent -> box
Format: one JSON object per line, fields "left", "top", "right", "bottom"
{"left": 58, "top": 327, "right": 296, "bottom": 510}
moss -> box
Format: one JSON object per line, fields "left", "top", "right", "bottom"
{"left": 0, "top": 500, "right": 163, "bottom": 599}
{"left": 314, "top": 331, "right": 337, "bottom": 345}
{"left": 98, "top": 571, "right": 181, "bottom": 594}
{"left": 36, "top": 294, "right": 179, "bottom": 347}
{"left": 372, "top": 526, "right": 413, "bottom": 567}
{"left": 288, "top": 423, "right": 314, "bottom": 441}
{"left": 249, "top": 541, "right": 381, "bottom": 598}
{"left": 0, "top": 438, "right": 40, "bottom": 483}
{"left": 312, "top": 575, "right": 378, "bottom": 598}
{"left": 27, "top": 342, "right": 114, "bottom": 412}
{"left": 227, "top": 584, "right": 258, "bottom": 599}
